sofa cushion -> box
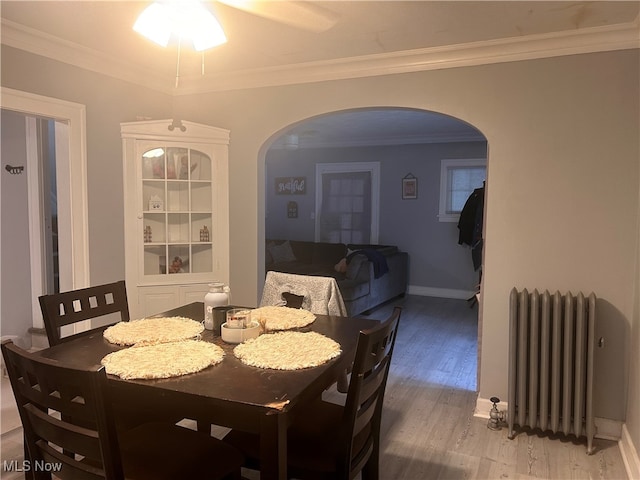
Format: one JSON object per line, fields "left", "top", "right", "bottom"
{"left": 346, "top": 248, "right": 389, "bottom": 279}
{"left": 268, "top": 241, "right": 296, "bottom": 263}
{"left": 311, "top": 242, "right": 347, "bottom": 266}
{"left": 289, "top": 241, "right": 314, "bottom": 264}
{"left": 345, "top": 255, "right": 366, "bottom": 280}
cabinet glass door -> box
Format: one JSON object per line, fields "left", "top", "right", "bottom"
{"left": 141, "top": 146, "right": 213, "bottom": 276}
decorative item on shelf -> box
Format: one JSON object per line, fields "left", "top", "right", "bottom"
{"left": 148, "top": 195, "right": 164, "bottom": 210}
{"left": 144, "top": 225, "right": 152, "bottom": 243}
{"left": 168, "top": 256, "right": 184, "bottom": 274}
{"left": 402, "top": 173, "right": 418, "bottom": 200}
{"left": 200, "top": 225, "right": 210, "bottom": 242}
{"left": 178, "top": 155, "right": 198, "bottom": 179}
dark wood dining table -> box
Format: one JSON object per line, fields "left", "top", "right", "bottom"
{"left": 35, "top": 302, "right": 378, "bottom": 480}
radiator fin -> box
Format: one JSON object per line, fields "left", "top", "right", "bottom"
{"left": 507, "top": 288, "right": 596, "bottom": 454}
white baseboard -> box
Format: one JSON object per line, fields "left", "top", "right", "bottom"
{"left": 620, "top": 424, "right": 640, "bottom": 480}
{"left": 408, "top": 285, "right": 476, "bottom": 300}
{"left": 474, "top": 396, "right": 623, "bottom": 440}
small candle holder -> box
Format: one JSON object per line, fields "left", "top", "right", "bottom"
{"left": 221, "top": 309, "right": 260, "bottom": 343}
{"left": 226, "top": 309, "right": 251, "bottom": 329}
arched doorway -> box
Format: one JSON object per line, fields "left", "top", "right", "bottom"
{"left": 262, "top": 106, "right": 488, "bottom": 385}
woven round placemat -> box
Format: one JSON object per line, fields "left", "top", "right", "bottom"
{"left": 234, "top": 331, "right": 341, "bottom": 370}
{"left": 250, "top": 306, "right": 316, "bottom": 331}
{"left": 101, "top": 340, "right": 224, "bottom": 380}
{"left": 103, "top": 317, "right": 204, "bottom": 346}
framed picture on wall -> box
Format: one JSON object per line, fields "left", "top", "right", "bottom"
{"left": 275, "top": 176, "right": 306, "bottom": 195}
{"left": 402, "top": 174, "right": 417, "bottom": 199}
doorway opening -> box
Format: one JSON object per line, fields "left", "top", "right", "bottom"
{"left": 0, "top": 88, "right": 89, "bottom": 341}
{"left": 1, "top": 110, "right": 64, "bottom": 343}
{"left": 263, "top": 106, "right": 488, "bottom": 389}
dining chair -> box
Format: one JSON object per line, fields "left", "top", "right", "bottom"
{"left": 260, "top": 271, "right": 348, "bottom": 316}
{"left": 40, "top": 282, "right": 191, "bottom": 431}
{"left": 1, "top": 339, "right": 244, "bottom": 480}
{"left": 223, "top": 306, "right": 402, "bottom": 480}
{"left": 39, "top": 280, "right": 130, "bottom": 347}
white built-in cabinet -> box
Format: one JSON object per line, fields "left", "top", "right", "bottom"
{"left": 121, "top": 120, "right": 229, "bottom": 318}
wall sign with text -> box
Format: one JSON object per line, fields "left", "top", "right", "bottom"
{"left": 275, "top": 176, "right": 306, "bottom": 195}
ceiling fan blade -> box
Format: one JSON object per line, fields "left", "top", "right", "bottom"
{"left": 217, "top": 0, "right": 339, "bottom": 32}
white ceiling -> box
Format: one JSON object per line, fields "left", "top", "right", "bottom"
{"left": 2, "top": 1, "right": 638, "bottom": 147}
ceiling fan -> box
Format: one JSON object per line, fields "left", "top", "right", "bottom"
{"left": 134, "top": 0, "right": 339, "bottom": 50}
{"left": 134, "top": 0, "right": 338, "bottom": 86}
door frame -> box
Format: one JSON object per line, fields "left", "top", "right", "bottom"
{"left": 1, "top": 87, "right": 89, "bottom": 328}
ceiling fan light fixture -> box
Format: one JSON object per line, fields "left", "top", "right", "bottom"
{"left": 188, "top": 8, "right": 227, "bottom": 51}
{"left": 134, "top": 0, "right": 227, "bottom": 51}
{"left": 133, "top": 2, "right": 173, "bottom": 47}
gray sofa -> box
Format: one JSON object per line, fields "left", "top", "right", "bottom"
{"left": 265, "top": 239, "right": 408, "bottom": 316}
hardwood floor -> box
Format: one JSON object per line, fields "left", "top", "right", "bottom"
{"left": 0, "top": 295, "right": 628, "bottom": 479}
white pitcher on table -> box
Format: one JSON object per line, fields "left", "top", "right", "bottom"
{"left": 204, "top": 282, "right": 230, "bottom": 330}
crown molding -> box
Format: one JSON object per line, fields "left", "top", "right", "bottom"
{"left": 1, "top": 19, "right": 175, "bottom": 95}
{"left": 2, "top": 17, "right": 638, "bottom": 96}
{"left": 177, "top": 19, "right": 640, "bottom": 94}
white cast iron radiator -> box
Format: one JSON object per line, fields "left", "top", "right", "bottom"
{"left": 507, "top": 288, "right": 596, "bottom": 454}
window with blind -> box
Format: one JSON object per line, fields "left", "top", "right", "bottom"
{"left": 438, "top": 158, "right": 486, "bottom": 222}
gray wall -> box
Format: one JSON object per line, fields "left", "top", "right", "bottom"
{"left": 2, "top": 43, "right": 639, "bottom": 454}
{"left": 266, "top": 141, "right": 487, "bottom": 293}
{"left": 0, "top": 110, "right": 32, "bottom": 345}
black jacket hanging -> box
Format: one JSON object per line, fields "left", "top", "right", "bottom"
{"left": 457, "top": 186, "right": 484, "bottom": 270}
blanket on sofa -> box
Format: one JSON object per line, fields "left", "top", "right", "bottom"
{"left": 346, "top": 249, "right": 389, "bottom": 279}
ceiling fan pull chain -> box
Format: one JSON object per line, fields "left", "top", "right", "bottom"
{"left": 175, "top": 36, "right": 182, "bottom": 88}
{"left": 202, "top": 51, "right": 205, "bottom": 76}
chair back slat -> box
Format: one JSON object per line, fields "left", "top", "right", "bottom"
{"left": 25, "top": 404, "right": 103, "bottom": 460}
{"left": 1, "top": 340, "right": 125, "bottom": 480}
{"left": 39, "top": 280, "right": 130, "bottom": 346}
{"left": 15, "top": 376, "right": 98, "bottom": 426}
{"left": 38, "top": 442, "right": 106, "bottom": 480}
{"left": 340, "top": 306, "right": 401, "bottom": 479}
{"left": 349, "top": 436, "right": 374, "bottom": 478}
